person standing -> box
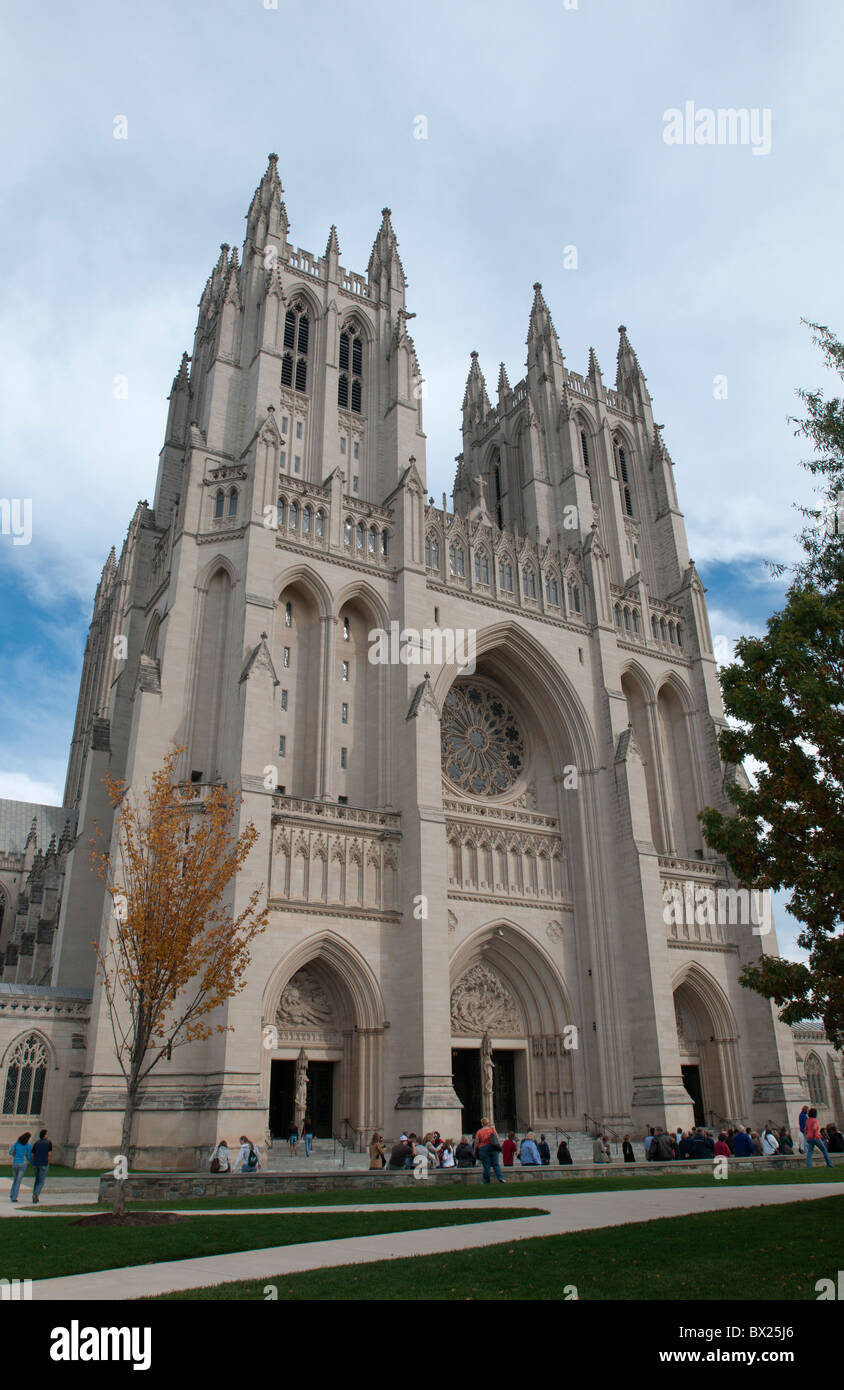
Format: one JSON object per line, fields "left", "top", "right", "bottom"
{"left": 454, "top": 1136, "right": 475, "bottom": 1168}
{"left": 368, "top": 1132, "right": 386, "bottom": 1170}
{"left": 805, "top": 1109, "right": 833, "bottom": 1169}
{"left": 439, "top": 1139, "right": 455, "bottom": 1168}
{"left": 798, "top": 1104, "right": 809, "bottom": 1153}
{"left": 643, "top": 1127, "right": 655, "bottom": 1156}
{"left": 593, "top": 1133, "right": 610, "bottom": 1164}
{"left": 287, "top": 1120, "right": 299, "bottom": 1157}
{"left": 557, "top": 1138, "right": 573, "bottom": 1165}
{"left": 8, "top": 1132, "right": 32, "bottom": 1203}
{"left": 622, "top": 1134, "right": 635, "bottom": 1163}
{"left": 302, "top": 1115, "right": 314, "bottom": 1158}
{"left": 474, "top": 1117, "right": 505, "bottom": 1184}
{"left": 537, "top": 1134, "right": 551, "bottom": 1165}
{"left": 501, "top": 1132, "right": 517, "bottom": 1167}
{"left": 30, "top": 1128, "right": 52, "bottom": 1205}
{"left": 519, "top": 1131, "right": 542, "bottom": 1166}
{"left": 762, "top": 1126, "right": 779, "bottom": 1156}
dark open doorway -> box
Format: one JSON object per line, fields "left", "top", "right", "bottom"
{"left": 681, "top": 1064, "right": 705, "bottom": 1127}
{"left": 269, "top": 1059, "right": 335, "bottom": 1138}
{"left": 451, "top": 1048, "right": 517, "bottom": 1135}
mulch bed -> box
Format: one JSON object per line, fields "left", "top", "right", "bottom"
{"left": 70, "top": 1212, "right": 188, "bottom": 1227}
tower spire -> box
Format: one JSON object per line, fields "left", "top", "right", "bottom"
{"left": 246, "top": 153, "right": 288, "bottom": 248}
{"left": 462, "top": 350, "right": 491, "bottom": 429}
{"left": 498, "top": 361, "right": 511, "bottom": 396}
{"left": 368, "top": 207, "right": 407, "bottom": 294}
{"left": 527, "top": 282, "right": 563, "bottom": 369}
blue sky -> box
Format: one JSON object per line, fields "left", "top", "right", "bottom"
{"left": 2, "top": 0, "right": 842, "bottom": 957}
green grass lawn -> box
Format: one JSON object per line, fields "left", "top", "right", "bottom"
{"left": 118, "top": 1164, "right": 844, "bottom": 1211}
{"left": 156, "top": 1193, "right": 844, "bottom": 1301}
{"left": 7, "top": 1207, "right": 542, "bottom": 1281}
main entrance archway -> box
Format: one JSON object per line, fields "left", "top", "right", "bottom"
{"left": 263, "top": 933, "right": 385, "bottom": 1145}
{"left": 449, "top": 922, "right": 579, "bottom": 1133}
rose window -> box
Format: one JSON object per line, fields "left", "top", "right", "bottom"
{"left": 441, "top": 682, "right": 526, "bottom": 796}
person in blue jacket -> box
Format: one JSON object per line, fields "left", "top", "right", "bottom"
{"left": 8, "top": 1132, "right": 32, "bottom": 1203}
{"left": 732, "top": 1127, "right": 754, "bottom": 1157}
{"left": 798, "top": 1104, "right": 809, "bottom": 1153}
{"left": 519, "top": 1131, "right": 542, "bottom": 1165}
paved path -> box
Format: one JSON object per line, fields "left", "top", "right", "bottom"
{"left": 28, "top": 1181, "right": 840, "bottom": 1300}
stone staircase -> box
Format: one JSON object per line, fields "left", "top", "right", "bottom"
{"left": 261, "top": 1131, "right": 648, "bottom": 1172}
{"left": 262, "top": 1137, "right": 369, "bottom": 1172}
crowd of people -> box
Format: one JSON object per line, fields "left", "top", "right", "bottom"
{"left": 371, "top": 1125, "right": 574, "bottom": 1181}
{"left": 636, "top": 1107, "right": 841, "bottom": 1168}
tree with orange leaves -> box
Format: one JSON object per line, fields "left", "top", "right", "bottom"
{"left": 92, "top": 747, "right": 268, "bottom": 1213}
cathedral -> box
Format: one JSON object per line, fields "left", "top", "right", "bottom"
{"left": 0, "top": 155, "right": 840, "bottom": 1167}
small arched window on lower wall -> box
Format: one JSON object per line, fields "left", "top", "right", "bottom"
{"left": 2, "top": 1034, "right": 48, "bottom": 1117}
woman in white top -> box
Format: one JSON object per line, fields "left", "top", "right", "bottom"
{"left": 232, "top": 1135, "right": 262, "bottom": 1173}
{"left": 762, "top": 1127, "right": 779, "bottom": 1156}
{"left": 210, "top": 1139, "right": 231, "bottom": 1173}
{"left": 439, "top": 1140, "right": 455, "bottom": 1168}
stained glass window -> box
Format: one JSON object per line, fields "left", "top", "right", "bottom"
{"left": 441, "top": 681, "right": 526, "bottom": 797}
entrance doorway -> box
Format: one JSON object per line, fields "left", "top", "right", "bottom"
{"left": 269, "top": 1060, "right": 335, "bottom": 1138}
{"left": 451, "top": 1048, "right": 517, "bottom": 1135}
{"left": 681, "top": 1064, "right": 705, "bottom": 1127}
{"left": 493, "top": 1051, "right": 517, "bottom": 1133}
{"left": 452, "top": 1049, "right": 482, "bottom": 1135}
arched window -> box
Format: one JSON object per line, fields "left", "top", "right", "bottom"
{"left": 2, "top": 1034, "right": 48, "bottom": 1116}
{"left": 567, "top": 582, "right": 581, "bottom": 614}
{"left": 474, "top": 550, "right": 490, "bottom": 584}
{"left": 282, "top": 300, "right": 310, "bottom": 393}
{"left": 652, "top": 615, "right": 659, "bottom": 640}
{"left": 228, "top": 488, "right": 238, "bottom": 517}
{"left": 449, "top": 543, "right": 465, "bottom": 578}
{"left": 381, "top": 530, "right": 389, "bottom": 558}
{"left": 276, "top": 498, "right": 286, "bottom": 528}
{"left": 805, "top": 1053, "right": 826, "bottom": 1106}
{"left": 614, "top": 605, "right": 621, "bottom": 627}
{"left": 499, "top": 560, "right": 513, "bottom": 592}
{"left": 344, "top": 517, "right": 352, "bottom": 546}
{"left": 302, "top": 505, "right": 312, "bottom": 535}
{"left": 214, "top": 490, "right": 225, "bottom": 519}
{"left": 425, "top": 535, "right": 440, "bottom": 569}
{"left": 545, "top": 574, "right": 559, "bottom": 605}
{"left": 368, "top": 526, "right": 377, "bottom": 555}
{"left": 623, "top": 607, "right": 631, "bottom": 631}
{"left": 632, "top": 609, "right": 639, "bottom": 634}
{"left": 676, "top": 624, "right": 683, "bottom": 648}
{"left": 669, "top": 623, "right": 676, "bottom": 644}
{"left": 285, "top": 601, "right": 292, "bottom": 628}
{"left": 494, "top": 461, "right": 503, "bottom": 530}
{"left": 356, "top": 522, "right": 365, "bottom": 551}
{"left": 660, "top": 619, "right": 667, "bottom": 643}
{"left": 289, "top": 501, "right": 298, "bottom": 530}
{"left": 522, "top": 568, "right": 536, "bottom": 599}
{"left": 338, "top": 321, "right": 364, "bottom": 413}
{"left": 580, "top": 428, "right": 594, "bottom": 500}
{"left": 615, "top": 438, "right": 634, "bottom": 517}
{"left": 315, "top": 510, "right": 325, "bottom": 538}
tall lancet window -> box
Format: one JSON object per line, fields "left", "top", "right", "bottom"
{"left": 338, "top": 320, "right": 363, "bottom": 413}
{"left": 580, "top": 429, "right": 594, "bottom": 501}
{"left": 282, "top": 300, "right": 310, "bottom": 393}
{"left": 615, "top": 438, "right": 634, "bottom": 517}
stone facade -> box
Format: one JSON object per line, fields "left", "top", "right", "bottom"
{"left": 1, "top": 155, "right": 841, "bottom": 1167}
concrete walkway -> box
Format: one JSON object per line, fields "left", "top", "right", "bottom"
{"left": 28, "top": 1180, "right": 840, "bottom": 1300}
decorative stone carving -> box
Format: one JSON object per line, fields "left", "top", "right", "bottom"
{"left": 276, "top": 967, "right": 332, "bottom": 1028}
{"left": 441, "top": 680, "right": 526, "bottom": 797}
{"left": 546, "top": 920, "right": 563, "bottom": 943}
{"left": 450, "top": 963, "right": 521, "bottom": 1035}
{"left": 447, "top": 909, "right": 458, "bottom": 934}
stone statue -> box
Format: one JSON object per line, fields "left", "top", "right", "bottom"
{"left": 294, "top": 1048, "right": 308, "bottom": 1132}
{"left": 481, "top": 1032, "right": 495, "bottom": 1129}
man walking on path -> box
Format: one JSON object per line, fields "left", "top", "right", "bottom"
{"left": 30, "top": 1129, "right": 52, "bottom": 1204}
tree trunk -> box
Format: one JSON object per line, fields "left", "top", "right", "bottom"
{"left": 113, "top": 1089, "right": 137, "bottom": 1216}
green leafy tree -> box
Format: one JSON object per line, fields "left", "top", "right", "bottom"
{"left": 700, "top": 323, "right": 844, "bottom": 1048}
